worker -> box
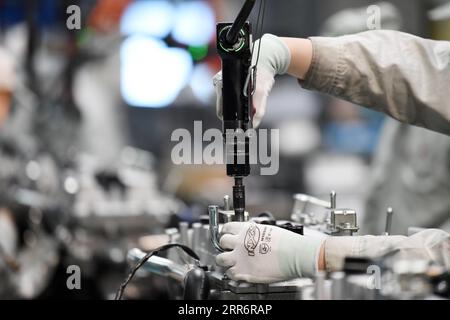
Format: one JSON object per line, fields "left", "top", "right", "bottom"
{"left": 213, "top": 30, "right": 450, "bottom": 283}
{"left": 317, "top": 2, "right": 450, "bottom": 236}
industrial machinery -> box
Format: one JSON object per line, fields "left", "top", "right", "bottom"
{"left": 127, "top": 191, "right": 341, "bottom": 300}
{"left": 125, "top": 190, "right": 449, "bottom": 300}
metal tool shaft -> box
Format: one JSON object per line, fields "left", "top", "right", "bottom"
{"left": 233, "top": 177, "right": 246, "bottom": 221}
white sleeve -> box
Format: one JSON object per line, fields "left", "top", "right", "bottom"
{"left": 300, "top": 30, "right": 450, "bottom": 136}
{"left": 324, "top": 229, "right": 450, "bottom": 271}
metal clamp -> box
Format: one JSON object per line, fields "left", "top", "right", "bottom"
{"left": 292, "top": 191, "right": 359, "bottom": 235}
{"left": 328, "top": 191, "right": 359, "bottom": 236}
{"left": 384, "top": 207, "right": 394, "bottom": 235}
{"left": 291, "top": 192, "right": 332, "bottom": 225}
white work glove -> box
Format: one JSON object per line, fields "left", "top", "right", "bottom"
{"left": 216, "top": 222, "right": 324, "bottom": 283}
{"left": 213, "top": 34, "right": 291, "bottom": 128}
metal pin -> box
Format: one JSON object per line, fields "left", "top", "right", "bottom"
{"left": 330, "top": 191, "right": 337, "bottom": 209}
{"left": 223, "top": 195, "right": 231, "bottom": 211}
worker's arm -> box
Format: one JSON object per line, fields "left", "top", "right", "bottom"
{"left": 215, "top": 30, "right": 450, "bottom": 135}
{"left": 322, "top": 229, "right": 450, "bottom": 272}
{"left": 290, "top": 30, "right": 450, "bottom": 136}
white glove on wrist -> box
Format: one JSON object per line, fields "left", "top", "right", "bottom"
{"left": 215, "top": 222, "right": 324, "bottom": 284}
{"left": 213, "top": 34, "right": 291, "bottom": 128}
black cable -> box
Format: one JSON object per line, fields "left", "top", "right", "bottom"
{"left": 114, "top": 243, "right": 202, "bottom": 300}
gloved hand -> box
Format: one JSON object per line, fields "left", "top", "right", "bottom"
{"left": 213, "top": 34, "right": 291, "bottom": 128}
{"left": 216, "top": 222, "right": 325, "bottom": 283}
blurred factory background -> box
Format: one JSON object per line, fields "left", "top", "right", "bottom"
{"left": 0, "top": 0, "right": 449, "bottom": 299}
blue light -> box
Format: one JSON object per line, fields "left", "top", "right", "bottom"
{"left": 172, "top": 1, "right": 215, "bottom": 46}
{"left": 120, "top": 1, "right": 175, "bottom": 38}
{"left": 120, "top": 35, "right": 193, "bottom": 108}
{"left": 190, "top": 63, "right": 215, "bottom": 105}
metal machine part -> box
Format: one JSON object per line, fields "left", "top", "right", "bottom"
{"left": 124, "top": 188, "right": 311, "bottom": 300}
{"left": 180, "top": 189, "right": 337, "bottom": 298}
{"left": 232, "top": 178, "right": 247, "bottom": 221}
{"left": 329, "top": 209, "right": 359, "bottom": 236}
{"left": 310, "top": 255, "right": 450, "bottom": 300}
{"left": 128, "top": 246, "right": 313, "bottom": 300}
{"left": 209, "top": 194, "right": 251, "bottom": 253}
{"left": 208, "top": 272, "right": 313, "bottom": 300}
{"left": 292, "top": 191, "right": 359, "bottom": 236}
{"left": 219, "top": 195, "right": 249, "bottom": 223}
{"left": 384, "top": 207, "right": 394, "bottom": 235}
